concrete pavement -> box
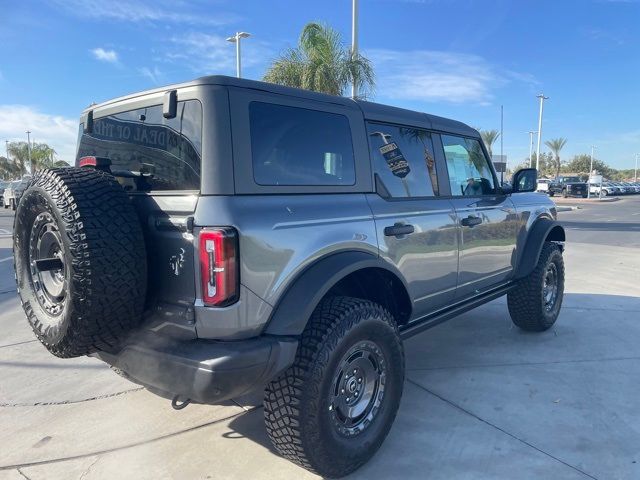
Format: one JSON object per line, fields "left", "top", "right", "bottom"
{"left": 1, "top": 197, "right": 639, "bottom": 479}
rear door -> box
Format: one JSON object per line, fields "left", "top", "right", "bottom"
{"left": 76, "top": 98, "right": 203, "bottom": 312}
{"left": 366, "top": 122, "right": 459, "bottom": 317}
{"left": 438, "top": 134, "right": 518, "bottom": 298}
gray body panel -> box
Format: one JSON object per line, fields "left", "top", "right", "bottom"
{"left": 77, "top": 75, "right": 560, "bottom": 342}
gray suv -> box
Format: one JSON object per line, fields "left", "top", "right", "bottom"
{"left": 14, "top": 76, "right": 565, "bottom": 478}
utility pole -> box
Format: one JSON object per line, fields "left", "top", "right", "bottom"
{"left": 26, "top": 131, "right": 32, "bottom": 174}
{"left": 528, "top": 131, "right": 537, "bottom": 168}
{"left": 226, "top": 32, "right": 251, "bottom": 78}
{"left": 635, "top": 153, "right": 638, "bottom": 183}
{"left": 500, "top": 105, "right": 504, "bottom": 184}
{"left": 588, "top": 145, "right": 596, "bottom": 199}
{"left": 535, "top": 93, "right": 548, "bottom": 172}
{"left": 351, "top": 0, "right": 359, "bottom": 99}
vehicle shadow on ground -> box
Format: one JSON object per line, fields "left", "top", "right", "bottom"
{"left": 222, "top": 292, "right": 640, "bottom": 478}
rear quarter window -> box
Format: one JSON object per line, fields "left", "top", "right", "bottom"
{"left": 249, "top": 102, "right": 356, "bottom": 186}
{"left": 77, "top": 100, "right": 202, "bottom": 191}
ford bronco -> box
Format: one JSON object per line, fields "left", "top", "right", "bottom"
{"left": 14, "top": 76, "right": 565, "bottom": 478}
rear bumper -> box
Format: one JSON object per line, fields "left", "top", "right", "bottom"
{"left": 93, "top": 333, "right": 298, "bottom": 404}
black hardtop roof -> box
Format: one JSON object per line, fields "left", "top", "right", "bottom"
{"left": 84, "top": 75, "right": 478, "bottom": 137}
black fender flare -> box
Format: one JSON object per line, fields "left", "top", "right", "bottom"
{"left": 514, "top": 218, "right": 565, "bottom": 280}
{"left": 264, "top": 251, "right": 410, "bottom": 336}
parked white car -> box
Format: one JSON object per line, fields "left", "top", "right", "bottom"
{"left": 3, "top": 180, "right": 20, "bottom": 209}
{"left": 537, "top": 178, "right": 552, "bottom": 192}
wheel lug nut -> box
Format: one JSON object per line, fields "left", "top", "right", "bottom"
{"left": 353, "top": 369, "right": 357, "bottom": 374}
{"left": 341, "top": 389, "right": 345, "bottom": 393}
{"left": 358, "top": 378, "right": 362, "bottom": 383}
{"left": 346, "top": 397, "right": 350, "bottom": 402}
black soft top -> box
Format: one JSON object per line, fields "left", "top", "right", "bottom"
{"left": 83, "top": 75, "right": 478, "bottom": 138}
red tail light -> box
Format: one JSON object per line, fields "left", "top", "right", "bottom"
{"left": 199, "top": 228, "right": 239, "bottom": 307}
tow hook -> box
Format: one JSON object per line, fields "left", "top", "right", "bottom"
{"left": 171, "top": 395, "right": 192, "bottom": 410}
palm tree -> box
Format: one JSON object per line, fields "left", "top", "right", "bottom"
{"left": 479, "top": 129, "right": 500, "bottom": 158}
{"left": 545, "top": 138, "right": 567, "bottom": 178}
{"left": 264, "top": 22, "right": 375, "bottom": 98}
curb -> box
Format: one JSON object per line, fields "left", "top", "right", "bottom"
{"left": 556, "top": 206, "right": 581, "bottom": 212}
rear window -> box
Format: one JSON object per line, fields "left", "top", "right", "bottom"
{"left": 249, "top": 102, "right": 356, "bottom": 186}
{"left": 77, "top": 100, "right": 202, "bottom": 191}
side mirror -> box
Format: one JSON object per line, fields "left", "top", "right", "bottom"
{"left": 512, "top": 168, "right": 537, "bottom": 193}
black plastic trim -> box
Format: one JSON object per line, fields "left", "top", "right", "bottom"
{"left": 93, "top": 333, "right": 298, "bottom": 404}
{"left": 514, "top": 218, "right": 565, "bottom": 280}
{"left": 264, "top": 251, "right": 411, "bottom": 336}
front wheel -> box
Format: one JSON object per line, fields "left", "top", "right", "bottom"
{"left": 548, "top": 191, "right": 555, "bottom": 197}
{"left": 508, "top": 242, "right": 564, "bottom": 331}
{"left": 264, "top": 297, "right": 405, "bottom": 478}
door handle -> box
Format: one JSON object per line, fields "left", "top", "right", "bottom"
{"left": 461, "top": 215, "right": 482, "bottom": 227}
{"left": 384, "top": 223, "right": 415, "bottom": 237}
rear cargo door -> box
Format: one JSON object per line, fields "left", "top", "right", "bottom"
{"left": 77, "top": 98, "right": 203, "bottom": 314}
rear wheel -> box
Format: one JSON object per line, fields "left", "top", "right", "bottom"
{"left": 508, "top": 242, "right": 564, "bottom": 331}
{"left": 264, "top": 297, "right": 404, "bottom": 478}
{"left": 14, "top": 168, "right": 147, "bottom": 357}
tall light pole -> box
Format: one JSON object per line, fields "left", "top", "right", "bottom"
{"left": 535, "top": 93, "right": 548, "bottom": 172}
{"left": 587, "top": 145, "right": 596, "bottom": 199}
{"left": 528, "top": 131, "right": 537, "bottom": 168}
{"left": 351, "top": 0, "right": 359, "bottom": 99}
{"left": 26, "top": 131, "right": 32, "bottom": 173}
{"left": 635, "top": 153, "right": 638, "bottom": 183}
{"left": 226, "top": 32, "right": 251, "bottom": 78}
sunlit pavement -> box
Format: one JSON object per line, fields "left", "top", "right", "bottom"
{"left": 1, "top": 199, "right": 639, "bottom": 480}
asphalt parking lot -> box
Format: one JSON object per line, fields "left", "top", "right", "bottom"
{"left": 1, "top": 196, "right": 639, "bottom": 480}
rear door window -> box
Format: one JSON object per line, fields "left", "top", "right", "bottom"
{"left": 249, "top": 102, "right": 355, "bottom": 186}
{"left": 441, "top": 135, "right": 496, "bottom": 196}
{"left": 77, "top": 100, "right": 202, "bottom": 191}
{"left": 367, "top": 122, "right": 439, "bottom": 198}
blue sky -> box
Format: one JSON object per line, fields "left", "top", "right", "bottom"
{"left": 1, "top": 0, "right": 639, "bottom": 169}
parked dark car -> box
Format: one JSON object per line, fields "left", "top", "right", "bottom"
{"left": 548, "top": 176, "right": 588, "bottom": 198}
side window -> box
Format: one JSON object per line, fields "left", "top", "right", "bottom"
{"left": 442, "top": 135, "right": 495, "bottom": 196}
{"left": 77, "top": 100, "right": 202, "bottom": 191}
{"left": 367, "top": 123, "right": 439, "bottom": 198}
{"left": 249, "top": 102, "right": 355, "bottom": 186}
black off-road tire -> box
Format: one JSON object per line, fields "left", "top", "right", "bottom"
{"left": 264, "top": 296, "right": 404, "bottom": 478}
{"left": 13, "top": 168, "right": 147, "bottom": 358}
{"left": 508, "top": 242, "right": 564, "bottom": 332}
{"left": 10, "top": 198, "right": 16, "bottom": 210}
{"left": 548, "top": 191, "right": 555, "bottom": 197}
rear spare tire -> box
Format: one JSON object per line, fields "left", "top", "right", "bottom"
{"left": 13, "top": 168, "right": 147, "bottom": 358}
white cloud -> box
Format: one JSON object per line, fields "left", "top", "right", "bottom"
{"left": 52, "top": 0, "right": 239, "bottom": 26}
{"left": 0, "top": 105, "right": 77, "bottom": 163}
{"left": 166, "top": 32, "right": 271, "bottom": 76}
{"left": 367, "top": 49, "right": 537, "bottom": 105}
{"left": 139, "top": 66, "right": 162, "bottom": 84}
{"left": 91, "top": 47, "right": 118, "bottom": 63}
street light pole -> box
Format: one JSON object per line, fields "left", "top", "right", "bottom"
{"left": 26, "top": 131, "right": 32, "bottom": 173}
{"left": 635, "top": 153, "right": 638, "bottom": 183}
{"left": 351, "top": 0, "right": 359, "bottom": 99}
{"left": 588, "top": 145, "right": 596, "bottom": 199}
{"left": 226, "top": 32, "right": 251, "bottom": 78}
{"left": 535, "top": 93, "right": 548, "bottom": 172}
{"left": 528, "top": 131, "right": 537, "bottom": 168}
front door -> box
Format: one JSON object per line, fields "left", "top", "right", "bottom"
{"left": 366, "top": 122, "right": 459, "bottom": 318}
{"left": 440, "top": 134, "right": 518, "bottom": 298}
